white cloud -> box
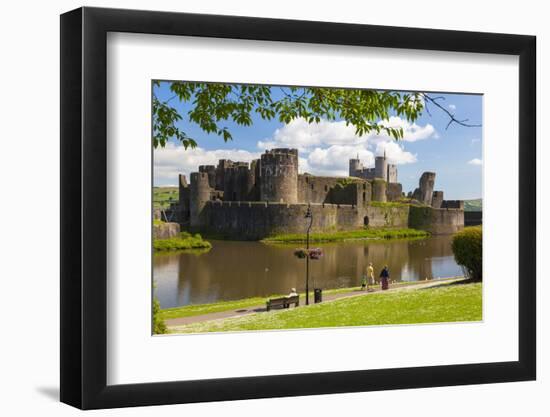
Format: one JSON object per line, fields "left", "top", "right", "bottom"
{"left": 154, "top": 142, "right": 260, "bottom": 185}
{"left": 257, "top": 118, "right": 363, "bottom": 152}
{"left": 258, "top": 116, "right": 436, "bottom": 153}
{"left": 374, "top": 141, "right": 417, "bottom": 165}
{"left": 305, "top": 145, "right": 374, "bottom": 177}
{"left": 255, "top": 117, "right": 426, "bottom": 177}
{"left": 377, "top": 116, "right": 436, "bottom": 142}
{"left": 448, "top": 104, "right": 457, "bottom": 111}
{"left": 300, "top": 143, "right": 415, "bottom": 177}
{"left": 468, "top": 158, "right": 483, "bottom": 166}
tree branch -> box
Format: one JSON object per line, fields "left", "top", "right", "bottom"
{"left": 421, "top": 93, "right": 481, "bottom": 129}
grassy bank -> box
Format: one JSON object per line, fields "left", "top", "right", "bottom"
{"left": 262, "top": 228, "right": 429, "bottom": 244}
{"left": 169, "top": 281, "right": 481, "bottom": 333}
{"left": 153, "top": 232, "right": 212, "bottom": 252}
{"left": 159, "top": 278, "right": 460, "bottom": 321}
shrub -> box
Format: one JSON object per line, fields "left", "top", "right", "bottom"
{"left": 153, "top": 296, "right": 167, "bottom": 334}
{"left": 452, "top": 226, "right": 482, "bottom": 281}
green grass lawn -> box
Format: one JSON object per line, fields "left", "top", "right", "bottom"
{"left": 158, "top": 278, "right": 462, "bottom": 321}
{"left": 261, "top": 228, "right": 429, "bottom": 244}
{"left": 166, "top": 281, "right": 480, "bottom": 333}
{"left": 158, "top": 279, "right": 460, "bottom": 321}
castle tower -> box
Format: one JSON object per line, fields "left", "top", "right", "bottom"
{"left": 260, "top": 148, "right": 298, "bottom": 203}
{"left": 374, "top": 151, "right": 388, "bottom": 181}
{"left": 387, "top": 164, "right": 398, "bottom": 183}
{"left": 178, "top": 174, "right": 188, "bottom": 207}
{"left": 372, "top": 179, "right": 387, "bottom": 202}
{"left": 349, "top": 157, "right": 363, "bottom": 177}
{"left": 190, "top": 172, "right": 211, "bottom": 227}
{"left": 236, "top": 164, "right": 253, "bottom": 201}
{"left": 178, "top": 174, "right": 191, "bottom": 223}
{"left": 215, "top": 159, "right": 233, "bottom": 191}
{"left": 198, "top": 165, "right": 216, "bottom": 189}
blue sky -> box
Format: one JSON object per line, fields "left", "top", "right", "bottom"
{"left": 153, "top": 82, "right": 482, "bottom": 200}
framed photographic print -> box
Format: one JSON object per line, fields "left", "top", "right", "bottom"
{"left": 60, "top": 6, "right": 536, "bottom": 410}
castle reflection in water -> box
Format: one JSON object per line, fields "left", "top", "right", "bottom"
{"left": 154, "top": 235, "right": 462, "bottom": 309}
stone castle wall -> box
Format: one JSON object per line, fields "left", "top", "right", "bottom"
{"left": 432, "top": 191, "right": 444, "bottom": 208}
{"left": 364, "top": 205, "right": 410, "bottom": 229}
{"left": 298, "top": 176, "right": 369, "bottom": 206}
{"left": 153, "top": 222, "right": 180, "bottom": 240}
{"left": 386, "top": 182, "right": 403, "bottom": 202}
{"left": 408, "top": 205, "right": 464, "bottom": 235}
{"left": 202, "top": 201, "right": 360, "bottom": 240}
{"left": 200, "top": 201, "right": 411, "bottom": 240}
{"left": 441, "top": 200, "right": 465, "bottom": 210}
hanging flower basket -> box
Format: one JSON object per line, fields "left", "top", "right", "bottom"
{"left": 294, "top": 248, "right": 308, "bottom": 259}
{"left": 308, "top": 248, "right": 323, "bottom": 260}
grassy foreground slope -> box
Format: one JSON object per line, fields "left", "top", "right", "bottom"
{"left": 169, "top": 282, "right": 482, "bottom": 333}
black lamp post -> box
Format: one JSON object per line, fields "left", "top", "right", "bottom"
{"left": 305, "top": 204, "right": 313, "bottom": 305}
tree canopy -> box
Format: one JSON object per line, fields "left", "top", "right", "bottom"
{"left": 152, "top": 81, "right": 479, "bottom": 149}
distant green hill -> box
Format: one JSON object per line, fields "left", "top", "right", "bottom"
{"left": 153, "top": 186, "right": 178, "bottom": 209}
{"left": 464, "top": 199, "right": 482, "bottom": 212}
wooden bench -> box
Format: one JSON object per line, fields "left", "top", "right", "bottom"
{"left": 266, "top": 295, "right": 300, "bottom": 311}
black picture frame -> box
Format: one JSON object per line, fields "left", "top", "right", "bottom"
{"left": 60, "top": 6, "right": 536, "bottom": 410}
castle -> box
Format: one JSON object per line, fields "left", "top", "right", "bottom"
{"left": 164, "top": 148, "right": 464, "bottom": 240}
{"left": 349, "top": 150, "right": 398, "bottom": 183}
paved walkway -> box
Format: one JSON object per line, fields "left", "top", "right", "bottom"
{"left": 165, "top": 277, "right": 464, "bottom": 328}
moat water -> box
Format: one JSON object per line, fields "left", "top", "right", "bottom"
{"left": 154, "top": 235, "right": 463, "bottom": 309}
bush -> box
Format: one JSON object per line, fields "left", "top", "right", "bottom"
{"left": 452, "top": 226, "right": 482, "bottom": 281}
{"left": 153, "top": 297, "right": 167, "bottom": 334}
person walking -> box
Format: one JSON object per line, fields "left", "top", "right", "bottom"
{"left": 380, "top": 265, "right": 390, "bottom": 290}
{"left": 367, "top": 262, "right": 375, "bottom": 292}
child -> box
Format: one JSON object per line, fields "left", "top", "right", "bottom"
{"left": 361, "top": 275, "right": 367, "bottom": 291}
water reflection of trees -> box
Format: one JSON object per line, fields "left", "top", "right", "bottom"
{"left": 153, "top": 236, "right": 460, "bottom": 308}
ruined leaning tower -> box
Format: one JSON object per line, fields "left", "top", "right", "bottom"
{"left": 418, "top": 172, "right": 436, "bottom": 205}
{"left": 190, "top": 172, "right": 211, "bottom": 227}
{"left": 260, "top": 148, "right": 298, "bottom": 203}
